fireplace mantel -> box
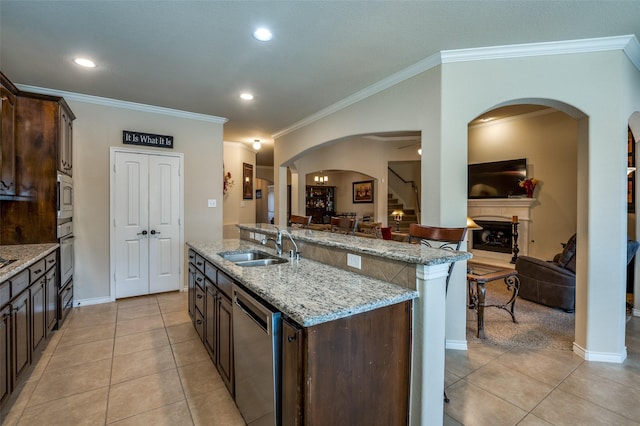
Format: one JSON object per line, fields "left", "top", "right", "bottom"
{"left": 468, "top": 198, "right": 536, "bottom": 267}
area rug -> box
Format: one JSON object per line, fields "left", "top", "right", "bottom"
{"left": 466, "top": 279, "right": 575, "bottom": 350}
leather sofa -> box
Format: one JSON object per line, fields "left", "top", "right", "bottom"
{"left": 516, "top": 234, "right": 577, "bottom": 312}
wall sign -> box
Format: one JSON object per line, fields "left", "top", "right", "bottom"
{"left": 123, "top": 130, "right": 173, "bottom": 149}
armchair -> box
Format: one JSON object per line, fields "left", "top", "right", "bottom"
{"left": 515, "top": 234, "right": 576, "bottom": 312}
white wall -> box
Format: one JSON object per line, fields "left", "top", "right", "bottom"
{"left": 223, "top": 141, "right": 256, "bottom": 238}
{"left": 70, "top": 99, "right": 224, "bottom": 302}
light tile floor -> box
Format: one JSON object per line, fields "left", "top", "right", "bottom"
{"left": 1, "top": 291, "right": 245, "bottom": 426}
{"left": 2, "top": 291, "right": 639, "bottom": 425}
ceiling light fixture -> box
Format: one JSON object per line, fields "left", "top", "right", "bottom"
{"left": 73, "top": 57, "right": 96, "bottom": 68}
{"left": 253, "top": 27, "right": 273, "bottom": 42}
{"left": 240, "top": 93, "right": 254, "bottom": 100}
{"left": 314, "top": 174, "right": 328, "bottom": 185}
{"left": 253, "top": 139, "right": 262, "bottom": 150}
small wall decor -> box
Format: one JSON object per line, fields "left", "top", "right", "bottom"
{"left": 123, "top": 130, "right": 173, "bottom": 149}
{"left": 256, "top": 189, "right": 262, "bottom": 199}
{"left": 353, "top": 180, "right": 374, "bottom": 203}
{"left": 243, "top": 163, "right": 253, "bottom": 200}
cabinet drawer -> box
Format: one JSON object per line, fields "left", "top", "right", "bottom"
{"left": 0, "top": 281, "right": 9, "bottom": 307}
{"left": 194, "top": 254, "right": 205, "bottom": 272}
{"left": 194, "top": 270, "right": 205, "bottom": 290}
{"left": 204, "top": 261, "right": 217, "bottom": 284}
{"left": 10, "top": 269, "right": 29, "bottom": 298}
{"left": 195, "top": 278, "right": 205, "bottom": 314}
{"left": 45, "top": 252, "right": 57, "bottom": 271}
{"left": 30, "top": 258, "right": 46, "bottom": 282}
{"left": 216, "top": 270, "right": 234, "bottom": 299}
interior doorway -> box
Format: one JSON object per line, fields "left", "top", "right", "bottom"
{"left": 110, "top": 148, "right": 184, "bottom": 299}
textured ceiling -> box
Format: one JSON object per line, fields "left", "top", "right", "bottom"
{"left": 2, "top": 1, "right": 639, "bottom": 166}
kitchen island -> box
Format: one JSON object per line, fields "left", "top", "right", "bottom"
{"left": 188, "top": 224, "right": 471, "bottom": 425}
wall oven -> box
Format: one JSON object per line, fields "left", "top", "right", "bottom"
{"left": 57, "top": 220, "right": 74, "bottom": 324}
{"left": 57, "top": 173, "right": 73, "bottom": 219}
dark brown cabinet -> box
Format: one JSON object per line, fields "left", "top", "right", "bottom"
{"left": 188, "top": 248, "right": 234, "bottom": 396}
{"left": 0, "top": 72, "right": 18, "bottom": 198}
{"left": 11, "top": 289, "right": 30, "bottom": 387}
{"left": 1, "top": 89, "right": 75, "bottom": 244}
{"left": 281, "top": 301, "right": 412, "bottom": 425}
{"left": 0, "top": 305, "right": 9, "bottom": 406}
{"left": 58, "top": 105, "right": 73, "bottom": 176}
{"left": 45, "top": 254, "right": 58, "bottom": 335}
{"left": 305, "top": 185, "right": 335, "bottom": 224}
{"left": 1, "top": 251, "right": 59, "bottom": 410}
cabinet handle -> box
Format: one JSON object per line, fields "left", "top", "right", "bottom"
{"left": 196, "top": 319, "right": 203, "bottom": 325}
{"left": 196, "top": 294, "right": 203, "bottom": 299}
{"left": 196, "top": 277, "right": 202, "bottom": 283}
{"left": 287, "top": 334, "right": 297, "bottom": 342}
{"left": 47, "top": 259, "right": 55, "bottom": 264}
{"left": 34, "top": 269, "right": 42, "bottom": 274}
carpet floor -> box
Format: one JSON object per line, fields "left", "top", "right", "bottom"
{"left": 466, "top": 279, "right": 575, "bottom": 350}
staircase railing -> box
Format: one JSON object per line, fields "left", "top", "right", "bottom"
{"left": 388, "top": 167, "right": 421, "bottom": 218}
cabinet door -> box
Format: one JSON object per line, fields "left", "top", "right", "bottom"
{"left": 31, "top": 278, "right": 46, "bottom": 354}
{"left": 45, "top": 267, "right": 57, "bottom": 334}
{"left": 217, "top": 293, "right": 233, "bottom": 394}
{"left": 11, "top": 291, "right": 30, "bottom": 385}
{"left": 188, "top": 263, "right": 195, "bottom": 320}
{"left": 205, "top": 282, "right": 217, "bottom": 360}
{"left": 282, "top": 318, "right": 304, "bottom": 426}
{"left": 58, "top": 105, "right": 73, "bottom": 175}
{"left": 0, "top": 305, "right": 10, "bottom": 406}
{"left": 0, "top": 84, "right": 16, "bottom": 196}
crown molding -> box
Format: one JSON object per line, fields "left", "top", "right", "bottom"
{"left": 274, "top": 36, "right": 639, "bottom": 140}
{"left": 272, "top": 52, "right": 442, "bottom": 139}
{"left": 15, "top": 84, "right": 228, "bottom": 124}
{"left": 441, "top": 34, "right": 639, "bottom": 66}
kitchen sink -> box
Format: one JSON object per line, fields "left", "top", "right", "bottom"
{"left": 218, "top": 250, "right": 287, "bottom": 267}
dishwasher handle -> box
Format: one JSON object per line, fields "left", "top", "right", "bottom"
{"left": 234, "top": 291, "right": 272, "bottom": 335}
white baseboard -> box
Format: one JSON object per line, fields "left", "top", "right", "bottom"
{"left": 446, "top": 339, "right": 468, "bottom": 351}
{"left": 573, "top": 342, "right": 627, "bottom": 363}
{"left": 74, "top": 296, "right": 115, "bottom": 307}
{"left": 634, "top": 307, "right": 640, "bottom": 317}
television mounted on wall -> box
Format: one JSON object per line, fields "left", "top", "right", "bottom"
{"left": 468, "top": 158, "right": 527, "bottom": 199}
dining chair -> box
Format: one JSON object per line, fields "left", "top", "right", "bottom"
{"left": 330, "top": 216, "right": 358, "bottom": 235}
{"left": 289, "top": 214, "right": 312, "bottom": 228}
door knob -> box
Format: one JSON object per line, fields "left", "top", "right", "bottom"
{"left": 150, "top": 230, "right": 161, "bottom": 235}
{"left": 137, "top": 230, "right": 148, "bottom": 236}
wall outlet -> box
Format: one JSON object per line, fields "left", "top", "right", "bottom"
{"left": 255, "top": 233, "right": 265, "bottom": 241}
{"left": 347, "top": 253, "right": 361, "bottom": 269}
{"left": 207, "top": 199, "right": 216, "bottom": 208}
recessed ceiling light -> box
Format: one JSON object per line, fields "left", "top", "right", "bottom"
{"left": 253, "top": 140, "right": 262, "bottom": 150}
{"left": 253, "top": 27, "right": 273, "bottom": 42}
{"left": 240, "top": 93, "right": 254, "bottom": 100}
{"left": 74, "top": 57, "right": 96, "bottom": 68}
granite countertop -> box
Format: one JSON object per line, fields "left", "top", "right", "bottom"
{"left": 237, "top": 223, "right": 472, "bottom": 265}
{"left": 0, "top": 243, "right": 59, "bottom": 282}
{"left": 188, "top": 239, "right": 419, "bottom": 327}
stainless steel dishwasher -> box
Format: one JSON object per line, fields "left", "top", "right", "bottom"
{"left": 233, "top": 285, "right": 281, "bottom": 426}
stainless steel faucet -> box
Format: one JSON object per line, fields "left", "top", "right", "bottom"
{"left": 279, "top": 229, "right": 301, "bottom": 260}
{"left": 261, "top": 227, "right": 283, "bottom": 256}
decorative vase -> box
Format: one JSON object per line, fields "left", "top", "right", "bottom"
{"left": 526, "top": 187, "right": 535, "bottom": 198}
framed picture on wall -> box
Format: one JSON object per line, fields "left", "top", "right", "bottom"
{"left": 256, "top": 189, "right": 262, "bottom": 199}
{"left": 353, "top": 180, "right": 374, "bottom": 203}
{"left": 243, "top": 163, "right": 253, "bottom": 200}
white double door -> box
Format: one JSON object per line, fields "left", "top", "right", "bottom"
{"left": 112, "top": 150, "right": 182, "bottom": 299}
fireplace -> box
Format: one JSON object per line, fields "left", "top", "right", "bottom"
{"left": 471, "top": 220, "right": 513, "bottom": 254}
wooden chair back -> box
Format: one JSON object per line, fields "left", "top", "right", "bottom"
{"left": 330, "top": 217, "right": 358, "bottom": 234}
{"left": 289, "top": 215, "right": 312, "bottom": 228}
{"left": 408, "top": 223, "right": 468, "bottom": 292}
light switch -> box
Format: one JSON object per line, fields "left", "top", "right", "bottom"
{"left": 208, "top": 199, "right": 216, "bottom": 208}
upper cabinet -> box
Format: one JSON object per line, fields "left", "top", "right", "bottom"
{"left": 58, "top": 103, "right": 73, "bottom": 176}
{"left": 0, "top": 72, "right": 18, "bottom": 197}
